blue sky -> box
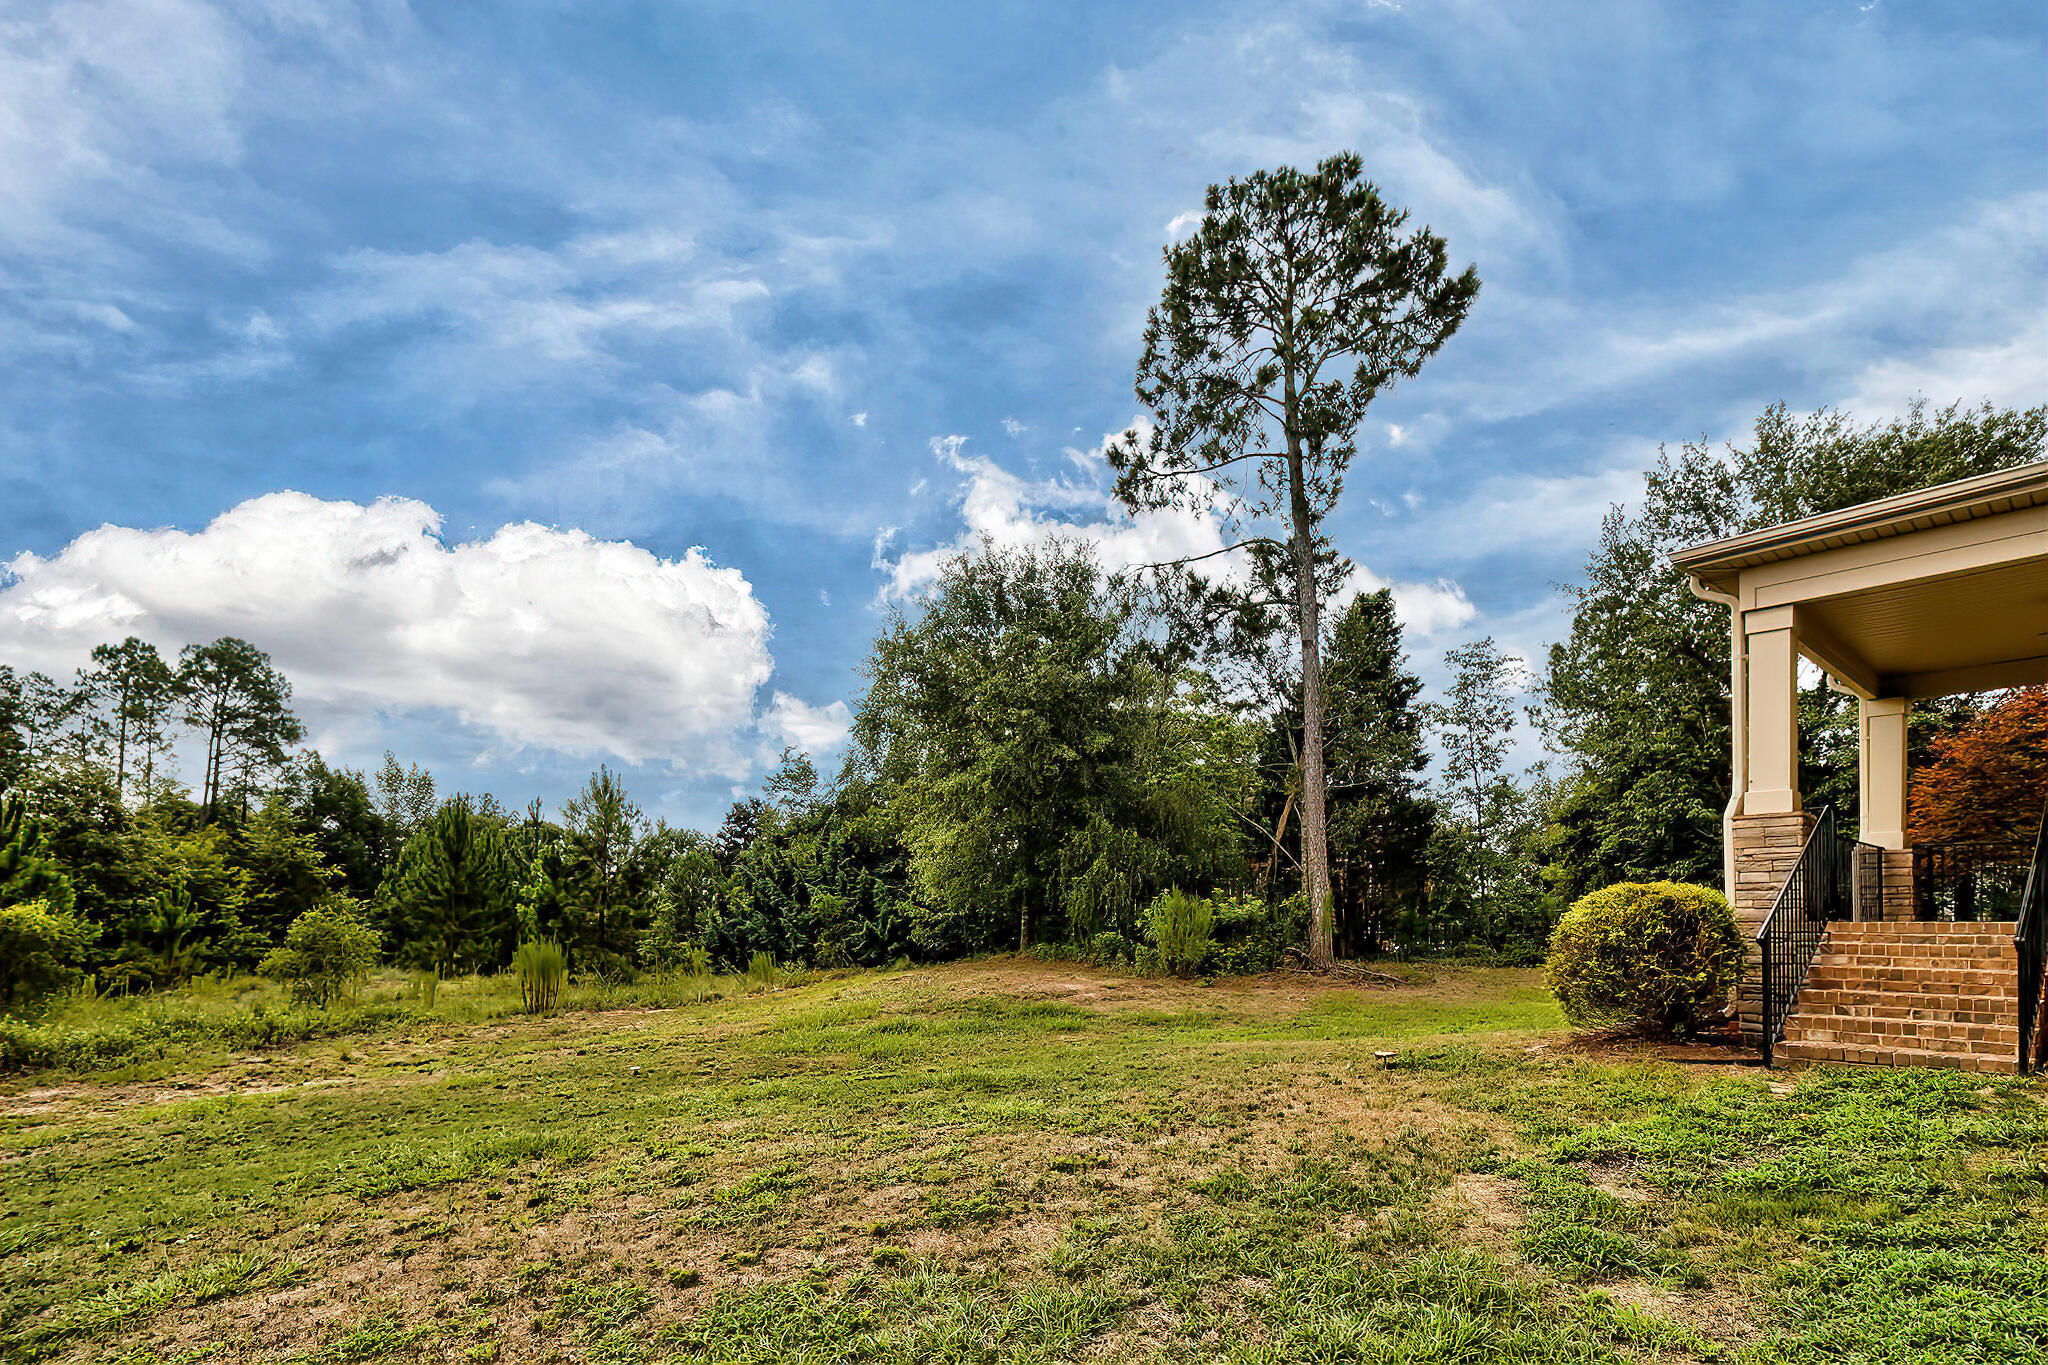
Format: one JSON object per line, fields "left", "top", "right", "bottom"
{"left": 2, "top": 0, "right": 2043, "bottom": 827}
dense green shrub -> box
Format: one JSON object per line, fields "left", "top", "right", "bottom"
{"left": 1207, "top": 940, "right": 1272, "bottom": 977}
{"left": 258, "top": 900, "right": 380, "bottom": 1008}
{"left": 1087, "top": 931, "right": 1134, "bottom": 967}
{"left": 1202, "top": 892, "right": 1303, "bottom": 975}
{"left": 0, "top": 899, "right": 90, "bottom": 1016}
{"left": 1144, "top": 890, "right": 1214, "bottom": 977}
{"left": 1544, "top": 881, "right": 1743, "bottom": 1037}
{"left": 514, "top": 940, "right": 566, "bottom": 1012}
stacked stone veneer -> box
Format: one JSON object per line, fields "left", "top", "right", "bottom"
{"left": 1729, "top": 810, "right": 1815, "bottom": 1044}
{"left": 1879, "top": 848, "right": 1916, "bottom": 921}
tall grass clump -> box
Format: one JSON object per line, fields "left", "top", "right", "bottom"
{"left": 1144, "top": 889, "right": 1215, "bottom": 977}
{"left": 746, "top": 951, "right": 778, "bottom": 990}
{"left": 514, "top": 941, "right": 566, "bottom": 1013}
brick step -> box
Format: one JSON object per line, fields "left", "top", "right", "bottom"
{"left": 1803, "top": 967, "right": 2012, "bottom": 988}
{"left": 1809, "top": 955, "right": 2010, "bottom": 971}
{"left": 1776, "top": 1040, "right": 2017, "bottom": 1073}
{"left": 1781, "top": 1021, "right": 2019, "bottom": 1049}
{"left": 1800, "top": 979, "right": 2009, "bottom": 999}
{"left": 1792, "top": 999, "right": 2015, "bottom": 1025}
{"left": 1823, "top": 932, "right": 2016, "bottom": 945}
{"left": 1807, "top": 968, "right": 2011, "bottom": 983}
{"left": 1818, "top": 945, "right": 2007, "bottom": 957}
{"left": 1802, "top": 983, "right": 2010, "bottom": 1004}
{"left": 1823, "top": 928, "right": 2016, "bottom": 943}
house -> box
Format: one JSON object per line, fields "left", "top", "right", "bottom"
{"left": 1670, "top": 460, "right": 2048, "bottom": 1071}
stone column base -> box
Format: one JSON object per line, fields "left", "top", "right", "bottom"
{"left": 1730, "top": 809, "right": 1815, "bottom": 1045}
{"left": 1881, "top": 848, "right": 1916, "bottom": 922}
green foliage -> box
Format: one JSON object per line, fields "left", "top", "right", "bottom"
{"left": 1086, "top": 931, "right": 1134, "bottom": 967}
{"left": 514, "top": 940, "right": 566, "bottom": 1012}
{"left": 556, "top": 765, "right": 651, "bottom": 967}
{"left": 388, "top": 796, "right": 517, "bottom": 975}
{"left": 746, "top": 950, "right": 778, "bottom": 989}
{"left": 1544, "top": 881, "right": 1743, "bottom": 1037}
{"left": 231, "top": 796, "right": 335, "bottom": 944}
{"left": 0, "top": 792, "right": 76, "bottom": 915}
{"left": 1143, "top": 889, "right": 1214, "bottom": 977}
{"left": 0, "top": 899, "right": 91, "bottom": 1015}
{"left": 177, "top": 636, "right": 304, "bottom": 822}
{"left": 854, "top": 542, "right": 1250, "bottom": 958}
{"left": 258, "top": 899, "right": 380, "bottom": 1008}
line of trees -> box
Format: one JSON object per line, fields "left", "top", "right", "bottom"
{"left": 5, "top": 396, "right": 2039, "bottom": 1006}
{"left": 4, "top": 152, "right": 2040, "bottom": 1014}
{"left": 0, "top": 534, "right": 1569, "bottom": 1008}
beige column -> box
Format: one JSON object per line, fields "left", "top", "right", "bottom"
{"left": 1857, "top": 697, "right": 1910, "bottom": 850}
{"left": 1741, "top": 606, "right": 1801, "bottom": 816}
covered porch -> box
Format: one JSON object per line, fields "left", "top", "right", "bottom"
{"left": 1671, "top": 460, "right": 2048, "bottom": 1069}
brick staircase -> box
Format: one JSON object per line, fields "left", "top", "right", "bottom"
{"left": 1776, "top": 921, "right": 2020, "bottom": 1072}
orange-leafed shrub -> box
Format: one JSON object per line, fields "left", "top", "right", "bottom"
{"left": 1908, "top": 686, "right": 2048, "bottom": 843}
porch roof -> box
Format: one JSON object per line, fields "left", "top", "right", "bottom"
{"left": 1671, "top": 460, "right": 2048, "bottom": 702}
{"left": 1671, "top": 459, "right": 2048, "bottom": 588}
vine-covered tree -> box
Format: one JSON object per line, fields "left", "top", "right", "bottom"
{"left": 1428, "top": 638, "right": 1526, "bottom": 949}
{"left": 1320, "top": 589, "right": 1435, "bottom": 953}
{"left": 1108, "top": 152, "right": 1479, "bottom": 970}
{"left": 854, "top": 542, "right": 1249, "bottom": 956}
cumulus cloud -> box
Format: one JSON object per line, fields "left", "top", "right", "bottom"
{"left": 0, "top": 492, "right": 784, "bottom": 772}
{"left": 873, "top": 434, "right": 1476, "bottom": 640}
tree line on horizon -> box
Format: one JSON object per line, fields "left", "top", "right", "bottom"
{"left": 3, "top": 392, "right": 2041, "bottom": 1001}
{"left": 2, "top": 152, "right": 2043, "bottom": 1009}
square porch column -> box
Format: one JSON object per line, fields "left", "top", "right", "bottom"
{"left": 1857, "top": 697, "right": 1910, "bottom": 851}
{"left": 1727, "top": 604, "right": 1808, "bottom": 1043}
{"left": 1741, "top": 606, "right": 1801, "bottom": 816}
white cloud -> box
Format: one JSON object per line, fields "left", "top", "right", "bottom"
{"left": 761, "top": 692, "right": 853, "bottom": 764}
{"left": 873, "top": 433, "right": 1225, "bottom": 601}
{"left": 851, "top": 410, "right": 868, "bottom": 426}
{"left": 0, "top": 492, "right": 779, "bottom": 772}
{"left": 1343, "top": 565, "right": 1477, "bottom": 641}
{"left": 874, "top": 434, "right": 1478, "bottom": 642}
{"left": 1002, "top": 416, "right": 1027, "bottom": 435}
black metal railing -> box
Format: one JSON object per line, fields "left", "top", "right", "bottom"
{"left": 2013, "top": 802, "right": 2048, "bottom": 1075}
{"left": 1756, "top": 806, "right": 1884, "bottom": 1067}
{"left": 1914, "top": 839, "right": 2033, "bottom": 922}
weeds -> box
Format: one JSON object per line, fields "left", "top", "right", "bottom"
{"left": 514, "top": 940, "right": 566, "bottom": 1013}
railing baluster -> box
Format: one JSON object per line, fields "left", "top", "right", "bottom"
{"left": 2013, "top": 801, "right": 2047, "bottom": 1075}
{"left": 1752, "top": 805, "right": 1884, "bottom": 1067}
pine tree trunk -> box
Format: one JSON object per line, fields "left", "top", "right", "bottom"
{"left": 1288, "top": 450, "right": 1336, "bottom": 973}
{"left": 114, "top": 681, "right": 129, "bottom": 803}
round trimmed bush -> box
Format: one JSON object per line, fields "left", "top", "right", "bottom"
{"left": 1544, "top": 881, "right": 1743, "bottom": 1037}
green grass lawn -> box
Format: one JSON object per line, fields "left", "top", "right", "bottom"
{"left": 2, "top": 960, "right": 2043, "bottom": 1363}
